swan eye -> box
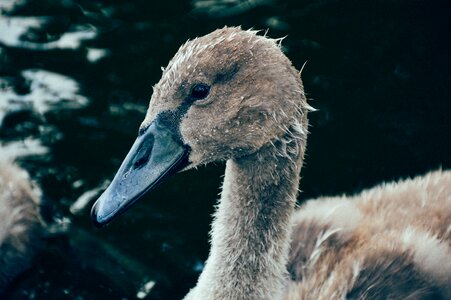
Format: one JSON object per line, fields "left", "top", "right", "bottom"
{"left": 190, "top": 83, "right": 210, "bottom": 100}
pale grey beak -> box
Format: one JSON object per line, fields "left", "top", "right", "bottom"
{"left": 91, "top": 117, "right": 190, "bottom": 227}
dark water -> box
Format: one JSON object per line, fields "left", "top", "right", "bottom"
{"left": 0, "top": 0, "right": 450, "bottom": 299}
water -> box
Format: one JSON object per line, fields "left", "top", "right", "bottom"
{"left": 1, "top": 0, "right": 449, "bottom": 299}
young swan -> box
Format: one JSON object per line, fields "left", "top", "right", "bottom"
{"left": 0, "top": 160, "right": 43, "bottom": 294}
{"left": 91, "top": 27, "right": 451, "bottom": 299}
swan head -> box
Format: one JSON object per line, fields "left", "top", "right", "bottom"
{"left": 91, "top": 27, "right": 308, "bottom": 226}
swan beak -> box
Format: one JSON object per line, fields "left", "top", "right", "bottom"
{"left": 91, "top": 118, "right": 190, "bottom": 227}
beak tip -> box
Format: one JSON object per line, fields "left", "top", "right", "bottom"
{"left": 90, "top": 199, "right": 108, "bottom": 228}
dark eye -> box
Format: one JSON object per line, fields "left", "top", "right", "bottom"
{"left": 190, "top": 83, "right": 210, "bottom": 100}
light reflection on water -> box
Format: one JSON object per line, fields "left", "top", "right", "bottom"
{"left": 191, "top": 0, "right": 274, "bottom": 17}
{"left": 0, "top": 69, "right": 88, "bottom": 124}
{"left": 0, "top": 138, "right": 48, "bottom": 160}
{"left": 0, "top": 16, "right": 96, "bottom": 50}
{"left": 0, "top": 0, "right": 449, "bottom": 299}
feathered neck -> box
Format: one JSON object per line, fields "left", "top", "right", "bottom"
{"left": 185, "top": 127, "right": 306, "bottom": 299}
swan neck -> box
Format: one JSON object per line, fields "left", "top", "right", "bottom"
{"left": 186, "top": 141, "right": 304, "bottom": 299}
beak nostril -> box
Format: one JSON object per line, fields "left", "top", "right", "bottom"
{"left": 132, "top": 137, "right": 154, "bottom": 170}
{"left": 133, "top": 155, "right": 149, "bottom": 169}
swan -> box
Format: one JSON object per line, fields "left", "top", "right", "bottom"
{"left": 91, "top": 27, "right": 451, "bottom": 299}
{"left": 0, "top": 159, "right": 43, "bottom": 294}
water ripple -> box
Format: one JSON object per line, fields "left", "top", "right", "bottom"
{"left": 0, "top": 16, "right": 97, "bottom": 50}
{"left": 0, "top": 69, "right": 89, "bottom": 125}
